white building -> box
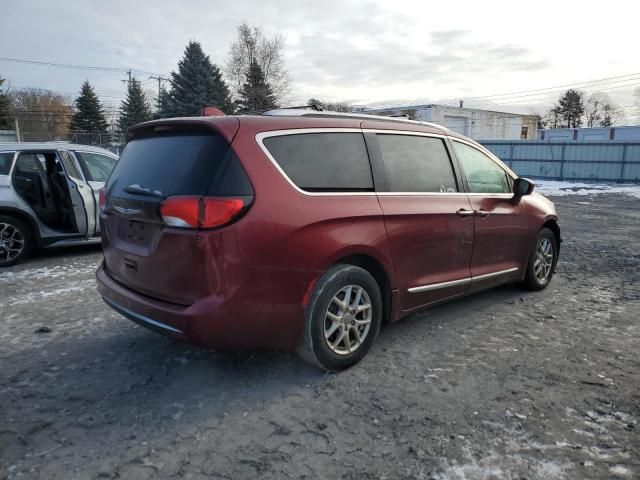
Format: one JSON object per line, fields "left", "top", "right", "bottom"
{"left": 537, "top": 125, "right": 640, "bottom": 142}
{"left": 360, "top": 104, "right": 538, "bottom": 141}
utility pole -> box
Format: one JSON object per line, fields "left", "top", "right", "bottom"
{"left": 14, "top": 117, "right": 21, "bottom": 142}
{"left": 121, "top": 69, "right": 133, "bottom": 89}
{"left": 149, "top": 75, "right": 166, "bottom": 93}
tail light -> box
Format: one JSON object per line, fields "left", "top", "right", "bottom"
{"left": 98, "top": 188, "right": 107, "bottom": 211}
{"left": 160, "top": 196, "right": 245, "bottom": 229}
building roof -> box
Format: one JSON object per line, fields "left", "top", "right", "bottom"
{"left": 363, "top": 103, "right": 537, "bottom": 118}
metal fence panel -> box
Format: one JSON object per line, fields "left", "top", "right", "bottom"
{"left": 480, "top": 140, "right": 640, "bottom": 182}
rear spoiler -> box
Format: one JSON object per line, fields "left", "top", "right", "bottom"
{"left": 126, "top": 116, "right": 240, "bottom": 144}
{"left": 201, "top": 106, "right": 225, "bottom": 117}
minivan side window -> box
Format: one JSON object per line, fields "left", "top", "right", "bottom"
{"left": 452, "top": 141, "right": 512, "bottom": 194}
{"left": 377, "top": 134, "right": 458, "bottom": 193}
{"left": 262, "top": 133, "right": 373, "bottom": 191}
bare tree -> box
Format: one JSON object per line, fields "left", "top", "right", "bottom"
{"left": 307, "top": 98, "right": 352, "bottom": 112}
{"left": 584, "top": 92, "right": 619, "bottom": 127}
{"left": 226, "top": 24, "right": 291, "bottom": 103}
{"left": 10, "top": 88, "right": 73, "bottom": 141}
{"left": 543, "top": 106, "right": 562, "bottom": 129}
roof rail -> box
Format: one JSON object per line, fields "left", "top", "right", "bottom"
{"left": 262, "top": 109, "right": 448, "bottom": 131}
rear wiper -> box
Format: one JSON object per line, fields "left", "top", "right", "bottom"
{"left": 124, "top": 184, "right": 165, "bottom": 198}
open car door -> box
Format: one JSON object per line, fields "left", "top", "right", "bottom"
{"left": 54, "top": 151, "right": 93, "bottom": 237}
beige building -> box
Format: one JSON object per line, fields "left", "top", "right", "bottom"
{"left": 361, "top": 104, "right": 538, "bottom": 141}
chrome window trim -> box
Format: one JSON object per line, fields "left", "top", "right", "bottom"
{"left": 257, "top": 128, "right": 453, "bottom": 197}
{"left": 365, "top": 129, "right": 447, "bottom": 139}
{"left": 256, "top": 128, "right": 375, "bottom": 197}
{"left": 255, "top": 128, "right": 518, "bottom": 198}
{"left": 408, "top": 267, "right": 519, "bottom": 293}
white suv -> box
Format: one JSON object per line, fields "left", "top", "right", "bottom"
{"left": 0, "top": 142, "right": 118, "bottom": 266}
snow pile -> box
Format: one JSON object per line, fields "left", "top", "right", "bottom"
{"left": 534, "top": 180, "right": 640, "bottom": 198}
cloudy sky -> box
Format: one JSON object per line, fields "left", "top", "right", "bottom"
{"left": 1, "top": 0, "right": 639, "bottom": 122}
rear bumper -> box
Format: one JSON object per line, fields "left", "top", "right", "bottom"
{"left": 102, "top": 296, "right": 184, "bottom": 336}
{"left": 96, "top": 261, "right": 312, "bottom": 351}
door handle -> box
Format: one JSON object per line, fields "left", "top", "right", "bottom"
{"left": 456, "top": 208, "right": 475, "bottom": 218}
{"left": 475, "top": 209, "right": 490, "bottom": 217}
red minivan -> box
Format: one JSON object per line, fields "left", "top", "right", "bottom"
{"left": 96, "top": 110, "right": 560, "bottom": 371}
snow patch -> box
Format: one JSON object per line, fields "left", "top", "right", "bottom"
{"left": 0, "top": 264, "right": 96, "bottom": 281}
{"left": 534, "top": 180, "right": 640, "bottom": 198}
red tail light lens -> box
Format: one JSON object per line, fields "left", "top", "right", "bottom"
{"left": 98, "top": 188, "right": 107, "bottom": 211}
{"left": 160, "top": 196, "right": 245, "bottom": 229}
{"left": 160, "top": 196, "right": 200, "bottom": 227}
{"left": 201, "top": 198, "right": 244, "bottom": 228}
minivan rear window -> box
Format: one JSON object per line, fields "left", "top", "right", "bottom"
{"left": 107, "top": 132, "right": 252, "bottom": 198}
{"left": 262, "top": 133, "right": 373, "bottom": 191}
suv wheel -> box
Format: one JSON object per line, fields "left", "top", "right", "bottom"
{"left": 522, "top": 227, "right": 557, "bottom": 291}
{"left": 298, "top": 264, "right": 382, "bottom": 371}
{"left": 0, "top": 215, "right": 31, "bottom": 267}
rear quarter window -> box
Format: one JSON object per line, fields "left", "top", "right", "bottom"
{"left": 0, "top": 152, "right": 14, "bottom": 175}
{"left": 262, "top": 132, "right": 373, "bottom": 191}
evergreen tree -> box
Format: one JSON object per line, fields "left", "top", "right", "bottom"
{"left": 0, "top": 77, "right": 12, "bottom": 130}
{"left": 557, "top": 89, "right": 584, "bottom": 128}
{"left": 69, "top": 81, "right": 108, "bottom": 133}
{"left": 163, "top": 41, "right": 234, "bottom": 117}
{"left": 155, "top": 86, "right": 173, "bottom": 119}
{"left": 237, "top": 60, "right": 277, "bottom": 113}
{"left": 118, "top": 78, "right": 152, "bottom": 131}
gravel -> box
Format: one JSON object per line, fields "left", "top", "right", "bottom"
{"left": 1, "top": 193, "right": 638, "bottom": 479}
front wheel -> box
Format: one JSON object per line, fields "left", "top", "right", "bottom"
{"left": 522, "top": 227, "right": 558, "bottom": 291}
{"left": 0, "top": 216, "right": 31, "bottom": 267}
{"left": 297, "top": 264, "right": 382, "bottom": 371}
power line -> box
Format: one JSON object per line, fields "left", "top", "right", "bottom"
{"left": 0, "top": 56, "right": 167, "bottom": 78}
{"left": 459, "top": 72, "right": 640, "bottom": 102}
{"left": 487, "top": 81, "right": 640, "bottom": 106}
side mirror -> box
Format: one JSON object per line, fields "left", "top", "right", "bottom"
{"left": 514, "top": 177, "right": 534, "bottom": 197}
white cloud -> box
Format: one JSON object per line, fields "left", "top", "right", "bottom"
{"left": 1, "top": 0, "right": 638, "bottom": 119}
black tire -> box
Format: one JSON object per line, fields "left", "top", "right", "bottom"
{"left": 521, "top": 227, "right": 558, "bottom": 291}
{"left": 0, "top": 215, "right": 32, "bottom": 267}
{"left": 297, "top": 264, "right": 383, "bottom": 371}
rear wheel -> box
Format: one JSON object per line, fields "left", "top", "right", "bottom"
{"left": 522, "top": 227, "right": 557, "bottom": 291}
{"left": 297, "top": 264, "right": 382, "bottom": 371}
{"left": 0, "top": 216, "right": 31, "bottom": 267}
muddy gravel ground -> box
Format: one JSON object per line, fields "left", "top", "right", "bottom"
{"left": 1, "top": 194, "right": 639, "bottom": 480}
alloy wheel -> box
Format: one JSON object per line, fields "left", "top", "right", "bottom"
{"left": 0, "top": 223, "right": 25, "bottom": 264}
{"left": 324, "top": 285, "right": 372, "bottom": 355}
{"left": 534, "top": 237, "right": 554, "bottom": 283}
